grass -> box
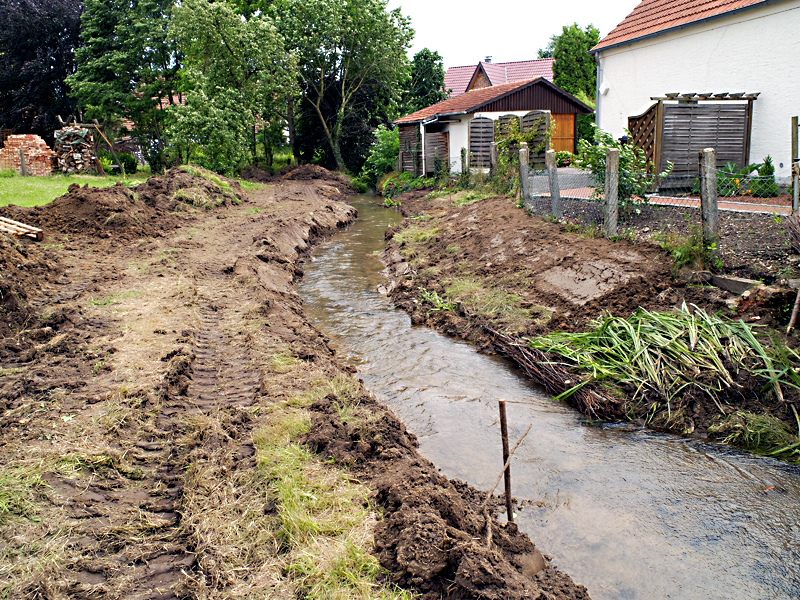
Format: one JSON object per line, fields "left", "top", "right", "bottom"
{"left": 0, "top": 171, "right": 150, "bottom": 207}
{"left": 0, "top": 468, "right": 47, "bottom": 524}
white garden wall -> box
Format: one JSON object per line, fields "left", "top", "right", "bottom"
{"left": 595, "top": 0, "right": 800, "bottom": 179}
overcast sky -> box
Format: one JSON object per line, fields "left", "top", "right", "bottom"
{"left": 385, "top": 0, "right": 641, "bottom": 68}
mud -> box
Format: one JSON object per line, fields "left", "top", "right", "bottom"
{"left": 380, "top": 190, "right": 798, "bottom": 436}
{"left": 0, "top": 168, "right": 587, "bottom": 599}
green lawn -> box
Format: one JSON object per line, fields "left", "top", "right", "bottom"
{"left": 0, "top": 171, "right": 151, "bottom": 207}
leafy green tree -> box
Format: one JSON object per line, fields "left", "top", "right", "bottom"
{"left": 0, "top": 0, "right": 82, "bottom": 144}
{"left": 403, "top": 48, "right": 447, "bottom": 113}
{"left": 68, "top": 0, "right": 181, "bottom": 170}
{"left": 552, "top": 23, "right": 600, "bottom": 100}
{"left": 269, "top": 0, "right": 413, "bottom": 172}
{"left": 359, "top": 125, "right": 398, "bottom": 185}
{"left": 169, "top": 0, "right": 295, "bottom": 175}
{"left": 537, "top": 39, "right": 554, "bottom": 59}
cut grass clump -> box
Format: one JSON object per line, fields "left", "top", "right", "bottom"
{"left": 178, "top": 164, "right": 242, "bottom": 205}
{"left": 392, "top": 220, "right": 442, "bottom": 247}
{"left": 444, "top": 277, "right": 530, "bottom": 333}
{"left": 0, "top": 468, "right": 47, "bottom": 524}
{"left": 528, "top": 303, "right": 800, "bottom": 450}
{"left": 710, "top": 410, "right": 800, "bottom": 459}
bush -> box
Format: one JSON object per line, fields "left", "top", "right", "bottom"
{"left": 360, "top": 125, "right": 399, "bottom": 187}
{"left": 117, "top": 152, "right": 138, "bottom": 175}
{"left": 752, "top": 155, "right": 780, "bottom": 198}
{"left": 96, "top": 150, "right": 137, "bottom": 175}
{"left": 555, "top": 151, "right": 574, "bottom": 168}
{"left": 575, "top": 125, "right": 672, "bottom": 204}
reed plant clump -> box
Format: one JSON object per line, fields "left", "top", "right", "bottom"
{"left": 526, "top": 303, "right": 800, "bottom": 425}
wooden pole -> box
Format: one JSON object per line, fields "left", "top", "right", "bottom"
{"left": 545, "top": 149, "right": 562, "bottom": 220}
{"left": 604, "top": 148, "right": 619, "bottom": 237}
{"left": 498, "top": 400, "right": 513, "bottom": 523}
{"left": 792, "top": 116, "right": 799, "bottom": 214}
{"left": 700, "top": 148, "right": 720, "bottom": 260}
{"left": 92, "top": 119, "right": 126, "bottom": 179}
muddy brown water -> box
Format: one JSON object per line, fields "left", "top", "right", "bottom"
{"left": 298, "top": 196, "right": 800, "bottom": 600}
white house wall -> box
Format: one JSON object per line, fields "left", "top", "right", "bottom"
{"left": 438, "top": 111, "right": 536, "bottom": 173}
{"left": 595, "top": 0, "right": 800, "bottom": 178}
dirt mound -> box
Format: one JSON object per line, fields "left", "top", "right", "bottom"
{"left": 301, "top": 394, "right": 590, "bottom": 600}
{"left": 239, "top": 164, "right": 273, "bottom": 182}
{"left": 137, "top": 166, "right": 245, "bottom": 210}
{"left": 0, "top": 232, "right": 63, "bottom": 339}
{"left": 0, "top": 167, "right": 246, "bottom": 243}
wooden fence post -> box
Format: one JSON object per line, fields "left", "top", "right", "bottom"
{"left": 700, "top": 147, "right": 720, "bottom": 257}
{"left": 792, "top": 116, "right": 799, "bottom": 214}
{"left": 545, "top": 149, "right": 562, "bottom": 220}
{"left": 519, "top": 143, "right": 529, "bottom": 206}
{"left": 604, "top": 148, "right": 619, "bottom": 237}
{"left": 18, "top": 149, "right": 27, "bottom": 177}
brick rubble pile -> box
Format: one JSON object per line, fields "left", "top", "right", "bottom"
{"left": 54, "top": 126, "right": 96, "bottom": 174}
{"left": 0, "top": 135, "right": 56, "bottom": 176}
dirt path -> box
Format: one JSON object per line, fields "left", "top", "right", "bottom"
{"left": 0, "top": 169, "right": 589, "bottom": 599}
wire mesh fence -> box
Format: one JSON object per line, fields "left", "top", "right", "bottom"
{"left": 521, "top": 159, "right": 795, "bottom": 279}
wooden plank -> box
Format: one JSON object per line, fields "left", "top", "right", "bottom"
{"left": 0, "top": 216, "right": 43, "bottom": 241}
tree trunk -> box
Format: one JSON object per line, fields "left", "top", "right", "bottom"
{"left": 287, "top": 97, "right": 299, "bottom": 166}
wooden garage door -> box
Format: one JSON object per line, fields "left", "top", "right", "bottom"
{"left": 551, "top": 114, "right": 575, "bottom": 153}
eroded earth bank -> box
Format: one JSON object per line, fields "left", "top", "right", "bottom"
{"left": 0, "top": 166, "right": 588, "bottom": 599}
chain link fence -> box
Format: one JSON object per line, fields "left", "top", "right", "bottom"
{"left": 520, "top": 149, "right": 795, "bottom": 279}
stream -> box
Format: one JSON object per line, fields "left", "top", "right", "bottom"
{"left": 297, "top": 195, "right": 800, "bottom": 600}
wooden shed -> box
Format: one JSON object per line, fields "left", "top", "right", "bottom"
{"left": 395, "top": 78, "right": 593, "bottom": 175}
{"left": 628, "top": 94, "right": 758, "bottom": 186}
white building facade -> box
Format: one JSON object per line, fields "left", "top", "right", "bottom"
{"left": 593, "top": 0, "right": 800, "bottom": 179}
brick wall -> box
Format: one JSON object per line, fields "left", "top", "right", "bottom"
{"left": 0, "top": 135, "right": 56, "bottom": 176}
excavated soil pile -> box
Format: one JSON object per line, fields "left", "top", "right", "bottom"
{"left": 0, "top": 167, "right": 245, "bottom": 242}
{"left": 301, "top": 394, "right": 590, "bottom": 600}
{"left": 380, "top": 190, "right": 796, "bottom": 434}
{"left": 241, "top": 163, "right": 355, "bottom": 191}
{"left": 0, "top": 232, "right": 62, "bottom": 339}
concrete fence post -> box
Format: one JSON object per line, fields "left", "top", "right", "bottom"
{"left": 519, "top": 143, "right": 530, "bottom": 206}
{"left": 545, "top": 149, "right": 562, "bottom": 220}
{"left": 700, "top": 147, "right": 720, "bottom": 257}
{"left": 604, "top": 148, "right": 619, "bottom": 237}
{"left": 18, "top": 148, "right": 27, "bottom": 177}
{"left": 792, "top": 116, "right": 799, "bottom": 214}
{"left": 490, "top": 142, "right": 498, "bottom": 174}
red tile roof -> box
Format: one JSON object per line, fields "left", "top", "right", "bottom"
{"left": 396, "top": 79, "right": 541, "bottom": 124}
{"left": 443, "top": 59, "right": 555, "bottom": 97}
{"left": 593, "top": 0, "right": 773, "bottom": 51}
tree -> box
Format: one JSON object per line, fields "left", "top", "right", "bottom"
{"left": 537, "top": 39, "right": 554, "bottom": 59}
{"left": 68, "top": 0, "right": 181, "bottom": 170}
{"left": 402, "top": 48, "right": 447, "bottom": 114}
{"left": 552, "top": 23, "right": 600, "bottom": 100}
{"left": 270, "top": 0, "right": 413, "bottom": 172}
{"left": 0, "top": 0, "right": 82, "bottom": 144}
{"left": 169, "top": 0, "right": 296, "bottom": 175}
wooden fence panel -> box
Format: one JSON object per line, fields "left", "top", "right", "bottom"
{"left": 469, "top": 117, "right": 494, "bottom": 168}
{"left": 398, "top": 124, "right": 421, "bottom": 176}
{"left": 660, "top": 103, "right": 749, "bottom": 182}
{"left": 628, "top": 103, "right": 658, "bottom": 168}
{"left": 521, "top": 110, "right": 550, "bottom": 170}
{"left": 425, "top": 132, "right": 449, "bottom": 174}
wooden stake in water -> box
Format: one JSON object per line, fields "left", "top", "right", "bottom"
{"left": 498, "top": 400, "right": 513, "bottom": 523}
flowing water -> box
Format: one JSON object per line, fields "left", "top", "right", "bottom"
{"left": 297, "top": 196, "right": 800, "bottom": 600}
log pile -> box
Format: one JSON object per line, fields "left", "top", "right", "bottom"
{"left": 53, "top": 126, "right": 96, "bottom": 174}
{"left": 0, "top": 134, "right": 56, "bottom": 176}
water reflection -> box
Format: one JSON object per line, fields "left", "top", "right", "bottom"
{"left": 298, "top": 196, "right": 800, "bottom": 600}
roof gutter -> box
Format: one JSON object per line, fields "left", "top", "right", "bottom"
{"left": 399, "top": 111, "right": 469, "bottom": 126}
{"left": 590, "top": 0, "right": 786, "bottom": 54}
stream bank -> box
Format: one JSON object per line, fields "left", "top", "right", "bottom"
{"left": 378, "top": 189, "right": 799, "bottom": 451}
{"left": 299, "top": 195, "right": 800, "bottom": 600}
